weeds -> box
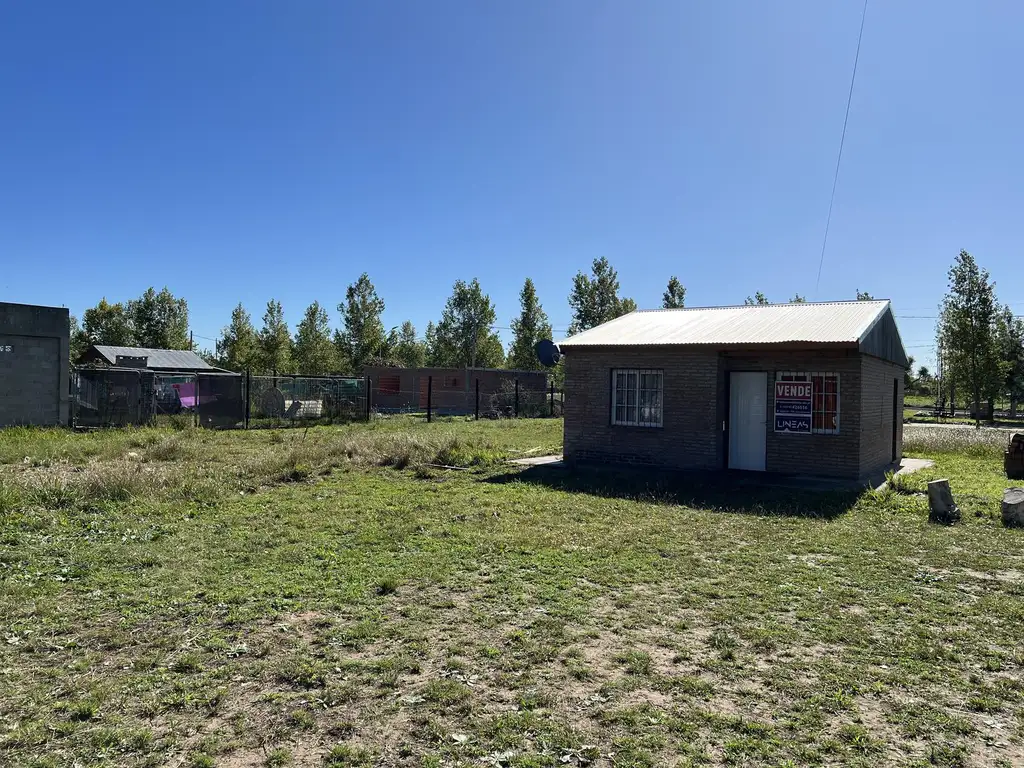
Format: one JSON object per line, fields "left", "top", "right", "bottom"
{"left": 0, "top": 420, "right": 541, "bottom": 508}
{"left": 2, "top": 418, "right": 1022, "bottom": 767}
{"left": 885, "top": 469, "right": 915, "bottom": 494}
{"left": 266, "top": 747, "right": 292, "bottom": 766}
{"left": 0, "top": 479, "right": 21, "bottom": 516}
{"left": 903, "top": 425, "right": 1011, "bottom": 457}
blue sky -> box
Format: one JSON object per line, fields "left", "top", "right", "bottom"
{"left": 3, "top": 1, "right": 1023, "bottom": 369}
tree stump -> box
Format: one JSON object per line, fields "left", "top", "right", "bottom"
{"left": 1001, "top": 488, "right": 1024, "bottom": 528}
{"left": 927, "top": 479, "right": 961, "bottom": 525}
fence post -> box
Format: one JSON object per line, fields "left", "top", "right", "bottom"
{"left": 136, "top": 370, "right": 143, "bottom": 426}
{"left": 195, "top": 374, "right": 200, "bottom": 428}
{"left": 475, "top": 378, "right": 480, "bottom": 420}
{"left": 550, "top": 379, "right": 555, "bottom": 417}
{"left": 365, "top": 376, "right": 371, "bottom": 422}
{"left": 514, "top": 378, "right": 519, "bottom": 418}
{"left": 244, "top": 369, "right": 251, "bottom": 429}
{"left": 427, "top": 376, "right": 433, "bottom": 423}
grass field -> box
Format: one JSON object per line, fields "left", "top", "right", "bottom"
{"left": 2, "top": 418, "right": 1024, "bottom": 767}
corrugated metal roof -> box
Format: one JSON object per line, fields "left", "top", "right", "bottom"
{"left": 90, "top": 346, "right": 216, "bottom": 370}
{"left": 559, "top": 300, "right": 893, "bottom": 348}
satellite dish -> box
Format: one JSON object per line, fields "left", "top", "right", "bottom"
{"left": 535, "top": 339, "right": 561, "bottom": 367}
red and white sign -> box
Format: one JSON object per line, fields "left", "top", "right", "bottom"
{"left": 775, "top": 382, "right": 811, "bottom": 400}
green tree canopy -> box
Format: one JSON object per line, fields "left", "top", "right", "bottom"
{"left": 428, "top": 278, "right": 503, "bottom": 368}
{"left": 128, "top": 287, "right": 190, "bottom": 349}
{"left": 79, "top": 298, "right": 133, "bottom": 347}
{"left": 937, "top": 249, "right": 1002, "bottom": 416}
{"left": 662, "top": 276, "right": 686, "bottom": 309}
{"left": 393, "top": 321, "right": 426, "bottom": 368}
{"left": 69, "top": 315, "right": 87, "bottom": 362}
{"left": 214, "top": 303, "right": 259, "bottom": 371}
{"left": 790, "top": 294, "right": 807, "bottom": 303}
{"left": 568, "top": 257, "right": 636, "bottom": 334}
{"left": 996, "top": 306, "right": 1024, "bottom": 414}
{"left": 336, "top": 273, "right": 387, "bottom": 371}
{"left": 424, "top": 321, "right": 439, "bottom": 365}
{"left": 744, "top": 292, "right": 769, "bottom": 306}
{"left": 856, "top": 289, "right": 874, "bottom": 300}
{"left": 258, "top": 299, "right": 292, "bottom": 374}
{"left": 293, "top": 300, "right": 339, "bottom": 375}
{"left": 507, "top": 278, "right": 553, "bottom": 370}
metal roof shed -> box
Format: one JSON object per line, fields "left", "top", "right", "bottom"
{"left": 77, "top": 345, "right": 220, "bottom": 372}
{"left": 558, "top": 300, "right": 909, "bottom": 484}
{"left": 559, "top": 300, "right": 907, "bottom": 367}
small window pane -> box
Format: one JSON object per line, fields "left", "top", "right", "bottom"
{"left": 612, "top": 368, "right": 662, "bottom": 427}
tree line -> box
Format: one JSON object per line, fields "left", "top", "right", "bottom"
{"left": 69, "top": 287, "right": 189, "bottom": 361}
{"left": 70, "top": 259, "right": 883, "bottom": 375}
{"left": 211, "top": 258, "right": 644, "bottom": 374}
{"left": 934, "top": 250, "right": 1024, "bottom": 417}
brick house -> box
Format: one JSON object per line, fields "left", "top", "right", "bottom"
{"left": 364, "top": 366, "right": 549, "bottom": 415}
{"left": 560, "top": 301, "right": 908, "bottom": 482}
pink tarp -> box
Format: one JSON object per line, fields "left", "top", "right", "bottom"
{"left": 173, "top": 382, "right": 196, "bottom": 408}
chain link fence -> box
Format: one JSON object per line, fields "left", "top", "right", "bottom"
{"left": 70, "top": 368, "right": 368, "bottom": 430}
{"left": 70, "top": 367, "right": 560, "bottom": 429}
{"left": 370, "top": 375, "right": 562, "bottom": 421}
{"left": 246, "top": 374, "right": 367, "bottom": 428}
{"left": 71, "top": 368, "right": 147, "bottom": 428}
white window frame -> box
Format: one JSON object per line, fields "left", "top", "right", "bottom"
{"left": 777, "top": 371, "right": 841, "bottom": 435}
{"left": 611, "top": 368, "right": 663, "bottom": 427}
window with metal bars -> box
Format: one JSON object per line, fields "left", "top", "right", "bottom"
{"left": 778, "top": 371, "right": 840, "bottom": 434}
{"left": 611, "top": 369, "right": 663, "bottom": 427}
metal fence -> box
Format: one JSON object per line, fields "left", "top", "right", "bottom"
{"left": 71, "top": 367, "right": 369, "bottom": 430}
{"left": 374, "top": 375, "right": 563, "bottom": 422}
{"left": 71, "top": 368, "right": 147, "bottom": 428}
{"left": 246, "top": 373, "right": 367, "bottom": 428}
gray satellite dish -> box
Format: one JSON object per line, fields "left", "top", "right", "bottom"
{"left": 535, "top": 339, "right": 561, "bottom": 367}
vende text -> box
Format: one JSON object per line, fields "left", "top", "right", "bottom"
{"left": 775, "top": 382, "right": 811, "bottom": 399}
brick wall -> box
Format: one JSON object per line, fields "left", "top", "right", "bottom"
{"left": 564, "top": 346, "right": 875, "bottom": 479}
{"left": 364, "top": 367, "right": 549, "bottom": 414}
{"left": 721, "top": 351, "right": 862, "bottom": 479}
{"left": 859, "top": 355, "right": 904, "bottom": 476}
{"left": 564, "top": 347, "right": 721, "bottom": 468}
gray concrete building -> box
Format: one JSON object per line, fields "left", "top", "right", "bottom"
{"left": 0, "top": 302, "right": 71, "bottom": 427}
{"left": 559, "top": 300, "right": 907, "bottom": 483}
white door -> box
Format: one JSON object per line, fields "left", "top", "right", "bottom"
{"left": 729, "top": 372, "right": 767, "bottom": 471}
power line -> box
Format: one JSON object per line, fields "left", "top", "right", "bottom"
{"left": 814, "top": 0, "right": 869, "bottom": 296}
